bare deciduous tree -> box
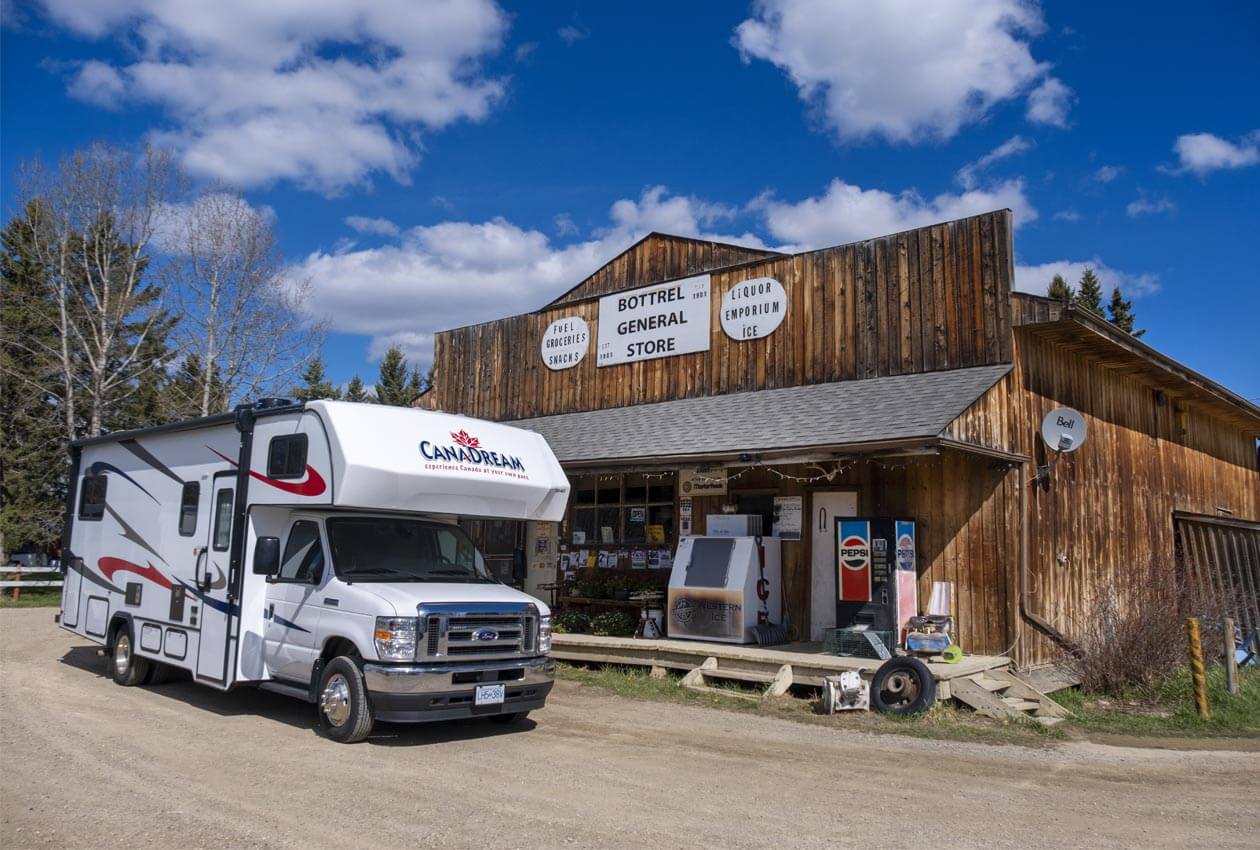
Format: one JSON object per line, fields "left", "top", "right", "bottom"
{"left": 11, "top": 143, "right": 181, "bottom": 440}
{"left": 168, "top": 191, "right": 325, "bottom": 415}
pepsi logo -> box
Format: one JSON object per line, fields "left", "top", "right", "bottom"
{"left": 840, "top": 535, "right": 869, "bottom": 571}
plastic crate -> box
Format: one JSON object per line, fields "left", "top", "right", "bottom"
{"left": 823, "top": 628, "right": 896, "bottom": 660}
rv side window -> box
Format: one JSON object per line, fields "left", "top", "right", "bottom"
{"left": 78, "top": 474, "right": 108, "bottom": 520}
{"left": 267, "top": 434, "right": 308, "bottom": 479}
{"left": 279, "top": 521, "right": 324, "bottom": 582}
{"left": 212, "top": 488, "right": 234, "bottom": 550}
{"left": 178, "top": 482, "right": 200, "bottom": 536}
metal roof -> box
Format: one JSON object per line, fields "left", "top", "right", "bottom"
{"left": 506, "top": 364, "right": 1012, "bottom": 465}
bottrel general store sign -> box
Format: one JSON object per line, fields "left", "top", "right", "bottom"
{"left": 596, "top": 274, "right": 711, "bottom": 367}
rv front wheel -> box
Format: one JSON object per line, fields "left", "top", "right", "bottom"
{"left": 316, "top": 656, "right": 374, "bottom": 743}
{"left": 109, "top": 625, "right": 150, "bottom": 687}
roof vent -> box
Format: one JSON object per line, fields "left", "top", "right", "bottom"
{"left": 254, "top": 397, "right": 295, "bottom": 410}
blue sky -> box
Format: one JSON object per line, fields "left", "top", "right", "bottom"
{"left": 3, "top": 1, "right": 1258, "bottom": 401}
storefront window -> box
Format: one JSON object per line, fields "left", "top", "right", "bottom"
{"left": 569, "top": 472, "right": 675, "bottom": 547}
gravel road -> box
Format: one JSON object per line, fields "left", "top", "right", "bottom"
{"left": 2, "top": 608, "right": 1256, "bottom": 849}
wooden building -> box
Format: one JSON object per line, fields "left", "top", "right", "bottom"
{"left": 419, "top": 209, "right": 1260, "bottom": 668}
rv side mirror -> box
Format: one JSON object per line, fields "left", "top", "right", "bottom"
{"left": 253, "top": 537, "right": 281, "bottom": 575}
{"left": 512, "top": 546, "right": 527, "bottom": 583}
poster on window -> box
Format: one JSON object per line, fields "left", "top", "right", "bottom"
{"left": 772, "top": 496, "right": 802, "bottom": 540}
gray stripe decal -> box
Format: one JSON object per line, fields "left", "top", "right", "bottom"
{"left": 119, "top": 438, "right": 184, "bottom": 486}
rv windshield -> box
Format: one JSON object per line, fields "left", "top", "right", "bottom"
{"left": 325, "top": 517, "right": 496, "bottom": 583}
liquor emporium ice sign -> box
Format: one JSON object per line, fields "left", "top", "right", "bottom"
{"left": 720, "top": 277, "right": 787, "bottom": 340}
{"left": 540, "top": 316, "right": 589, "bottom": 370}
{"left": 597, "top": 275, "right": 711, "bottom": 367}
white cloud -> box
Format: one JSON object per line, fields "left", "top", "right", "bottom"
{"left": 1168, "top": 131, "right": 1260, "bottom": 176}
{"left": 1015, "top": 259, "right": 1160, "bottom": 297}
{"left": 755, "top": 178, "right": 1036, "bottom": 251}
{"left": 557, "top": 25, "right": 589, "bottom": 45}
{"left": 1092, "top": 165, "right": 1123, "bottom": 183}
{"left": 1025, "top": 76, "right": 1072, "bottom": 127}
{"left": 553, "top": 213, "right": 579, "bottom": 237}
{"left": 734, "top": 0, "right": 1068, "bottom": 142}
{"left": 956, "top": 135, "right": 1032, "bottom": 190}
{"left": 345, "top": 216, "right": 400, "bottom": 237}
{"left": 1125, "top": 196, "right": 1175, "bottom": 217}
{"left": 45, "top": 0, "right": 509, "bottom": 193}
{"left": 290, "top": 187, "right": 765, "bottom": 367}
{"left": 1053, "top": 209, "right": 1080, "bottom": 222}
{"left": 66, "top": 60, "right": 125, "bottom": 108}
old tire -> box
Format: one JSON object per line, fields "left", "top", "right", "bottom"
{"left": 110, "top": 625, "right": 150, "bottom": 687}
{"left": 489, "top": 711, "right": 529, "bottom": 725}
{"left": 316, "top": 656, "right": 374, "bottom": 743}
{"left": 870, "top": 657, "right": 935, "bottom": 715}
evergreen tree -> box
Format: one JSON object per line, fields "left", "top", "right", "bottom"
{"left": 110, "top": 312, "right": 179, "bottom": 432}
{"left": 291, "top": 356, "right": 340, "bottom": 401}
{"left": 1106, "top": 287, "right": 1145, "bottom": 338}
{"left": 0, "top": 203, "right": 65, "bottom": 554}
{"left": 1075, "top": 268, "right": 1104, "bottom": 316}
{"left": 167, "top": 354, "right": 226, "bottom": 420}
{"left": 1047, "top": 273, "right": 1074, "bottom": 302}
{"left": 375, "top": 346, "right": 416, "bottom": 406}
{"left": 343, "top": 374, "right": 372, "bottom": 403}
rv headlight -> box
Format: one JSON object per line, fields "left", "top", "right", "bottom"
{"left": 373, "top": 617, "right": 417, "bottom": 661}
{"left": 538, "top": 614, "right": 552, "bottom": 653}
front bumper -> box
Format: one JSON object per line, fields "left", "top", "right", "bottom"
{"left": 363, "top": 656, "right": 554, "bottom": 723}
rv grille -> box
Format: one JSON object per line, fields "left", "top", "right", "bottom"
{"left": 415, "top": 603, "right": 541, "bottom": 661}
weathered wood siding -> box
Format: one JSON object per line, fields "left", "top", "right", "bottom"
{"left": 428, "top": 210, "right": 1015, "bottom": 421}
{"left": 1004, "top": 329, "right": 1260, "bottom": 666}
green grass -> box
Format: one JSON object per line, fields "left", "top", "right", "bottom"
{"left": 0, "top": 589, "right": 62, "bottom": 608}
{"left": 556, "top": 662, "right": 1063, "bottom": 746}
{"left": 1055, "top": 665, "right": 1259, "bottom": 738}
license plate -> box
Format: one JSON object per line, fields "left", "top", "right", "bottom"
{"left": 475, "top": 684, "right": 505, "bottom": 706}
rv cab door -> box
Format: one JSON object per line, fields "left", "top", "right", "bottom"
{"left": 262, "top": 518, "right": 327, "bottom": 682}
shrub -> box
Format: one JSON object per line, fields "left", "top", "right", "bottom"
{"left": 590, "top": 610, "right": 637, "bottom": 637}
{"left": 553, "top": 609, "right": 591, "bottom": 634}
{"left": 1071, "top": 560, "right": 1191, "bottom": 694}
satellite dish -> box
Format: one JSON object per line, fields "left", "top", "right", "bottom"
{"left": 1041, "top": 407, "right": 1087, "bottom": 453}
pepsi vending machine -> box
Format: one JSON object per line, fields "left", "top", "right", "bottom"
{"left": 835, "top": 518, "right": 918, "bottom": 643}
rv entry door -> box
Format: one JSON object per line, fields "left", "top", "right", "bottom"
{"left": 195, "top": 472, "right": 237, "bottom": 684}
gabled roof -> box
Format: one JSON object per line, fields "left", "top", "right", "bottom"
{"left": 544, "top": 232, "right": 783, "bottom": 308}
{"left": 506, "top": 365, "right": 1012, "bottom": 465}
{"left": 1013, "top": 294, "right": 1260, "bottom": 432}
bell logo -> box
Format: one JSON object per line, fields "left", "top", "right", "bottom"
{"left": 840, "top": 536, "right": 869, "bottom": 571}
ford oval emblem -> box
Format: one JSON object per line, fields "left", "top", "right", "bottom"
{"left": 472, "top": 629, "right": 498, "bottom": 642}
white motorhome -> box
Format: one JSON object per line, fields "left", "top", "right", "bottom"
{"left": 58, "top": 398, "right": 570, "bottom": 742}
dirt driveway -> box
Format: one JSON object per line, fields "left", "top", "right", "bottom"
{"left": 2, "top": 608, "right": 1256, "bottom": 849}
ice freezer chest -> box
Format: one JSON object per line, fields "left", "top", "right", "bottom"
{"left": 666, "top": 536, "right": 781, "bottom": 643}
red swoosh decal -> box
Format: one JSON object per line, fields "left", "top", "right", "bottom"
{"left": 208, "top": 447, "right": 327, "bottom": 497}
{"left": 99, "top": 557, "right": 173, "bottom": 590}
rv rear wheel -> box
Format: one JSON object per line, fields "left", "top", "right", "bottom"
{"left": 316, "top": 656, "right": 374, "bottom": 743}
{"left": 870, "top": 657, "right": 935, "bottom": 715}
{"left": 109, "top": 625, "right": 150, "bottom": 687}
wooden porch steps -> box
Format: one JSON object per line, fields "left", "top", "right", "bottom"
{"left": 680, "top": 656, "right": 796, "bottom": 699}
{"left": 950, "top": 668, "right": 1072, "bottom": 727}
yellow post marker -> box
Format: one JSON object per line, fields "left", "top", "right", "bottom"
{"left": 1186, "top": 617, "right": 1209, "bottom": 720}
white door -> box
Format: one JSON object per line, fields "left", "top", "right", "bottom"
{"left": 263, "top": 519, "right": 326, "bottom": 682}
{"left": 809, "top": 491, "right": 858, "bottom": 641}
{"left": 195, "top": 473, "right": 237, "bottom": 684}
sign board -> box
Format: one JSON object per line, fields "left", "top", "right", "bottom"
{"left": 679, "top": 465, "right": 727, "bottom": 496}
{"left": 837, "top": 519, "right": 872, "bottom": 602}
{"left": 772, "top": 495, "right": 802, "bottom": 540}
{"left": 540, "top": 316, "right": 590, "bottom": 370}
{"left": 596, "top": 275, "right": 710, "bottom": 367}
{"left": 667, "top": 588, "right": 743, "bottom": 640}
{"left": 720, "top": 277, "right": 787, "bottom": 341}
{"left": 1040, "top": 407, "right": 1087, "bottom": 453}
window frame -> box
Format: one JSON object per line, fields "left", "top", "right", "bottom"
{"left": 274, "top": 519, "right": 325, "bottom": 585}
{"left": 569, "top": 472, "right": 676, "bottom": 550}
{"left": 266, "top": 434, "right": 309, "bottom": 480}
{"left": 211, "top": 487, "right": 234, "bottom": 551}
{"left": 178, "top": 481, "right": 200, "bottom": 537}
{"left": 77, "top": 473, "right": 108, "bottom": 521}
